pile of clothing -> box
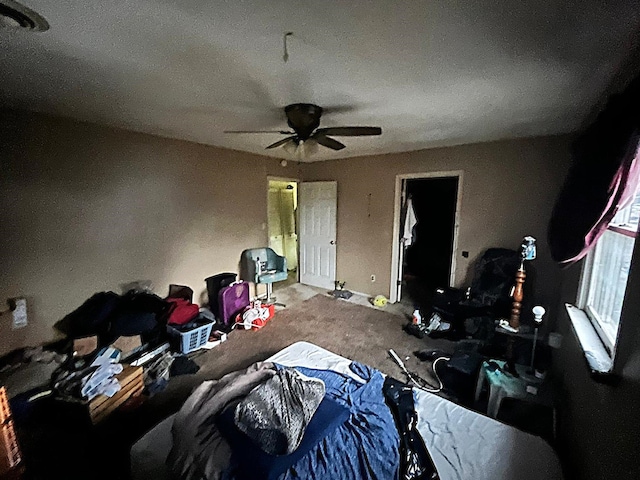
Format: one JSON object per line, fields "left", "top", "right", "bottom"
{"left": 56, "top": 289, "right": 173, "bottom": 347}
{"left": 55, "top": 347, "right": 123, "bottom": 401}
{"left": 52, "top": 287, "right": 205, "bottom": 400}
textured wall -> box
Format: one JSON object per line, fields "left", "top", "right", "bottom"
{"left": 553, "top": 238, "right": 640, "bottom": 480}
{"left": 0, "top": 110, "right": 301, "bottom": 355}
{"left": 0, "top": 109, "right": 573, "bottom": 355}
{"left": 301, "top": 136, "right": 573, "bottom": 317}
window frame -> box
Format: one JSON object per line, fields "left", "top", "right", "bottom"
{"left": 578, "top": 251, "right": 614, "bottom": 356}
{"left": 577, "top": 197, "right": 640, "bottom": 358}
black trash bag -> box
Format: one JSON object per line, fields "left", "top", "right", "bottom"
{"left": 383, "top": 377, "right": 440, "bottom": 480}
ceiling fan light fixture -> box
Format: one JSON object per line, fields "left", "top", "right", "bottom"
{"left": 284, "top": 139, "right": 319, "bottom": 160}
{"left": 282, "top": 138, "right": 299, "bottom": 156}
{"left": 299, "top": 139, "right": 319, "bottom": 158}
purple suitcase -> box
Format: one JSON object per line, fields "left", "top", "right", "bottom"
{"left": 218, "top": 281, "right": 250, "bottom": 327}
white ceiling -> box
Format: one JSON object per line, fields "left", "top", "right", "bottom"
{"left": 2, "top": 1, "right": 640, "bottom": 161}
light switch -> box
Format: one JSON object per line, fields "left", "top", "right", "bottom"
{"left": 11, "top": 298, "right": 27, "bottom": 329}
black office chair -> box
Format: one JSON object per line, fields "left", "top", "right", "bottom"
{"left": 426, "top": 248, "right": 520, "bottom": 339}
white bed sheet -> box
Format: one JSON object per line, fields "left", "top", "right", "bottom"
{"left": 131, "top": 341, "right": 563, "bottom": 480}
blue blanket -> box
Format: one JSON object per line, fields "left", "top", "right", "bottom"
{"left": 225, "top": 362, "right": 400, "bottom": 480}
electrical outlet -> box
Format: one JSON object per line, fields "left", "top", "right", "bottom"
{"left": 371, "top": 274, "right": 376, "bottom": 282}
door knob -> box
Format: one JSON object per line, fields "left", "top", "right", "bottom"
{"left": 330, "top": 240, "right": 335, "bottom": 245}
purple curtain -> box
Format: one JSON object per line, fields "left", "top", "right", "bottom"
{"left": 548, "top": 76, "right": 640, "bottom": 267}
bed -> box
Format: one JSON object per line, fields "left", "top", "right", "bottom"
{"left": 130, "top": 341, "right": 563, "bottom": 480}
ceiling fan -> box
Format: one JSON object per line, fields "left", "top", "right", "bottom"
{"left": 226, "top": 103, "right": 382, "bottom": 154}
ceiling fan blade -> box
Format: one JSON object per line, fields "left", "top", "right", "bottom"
{"left": 313, "top": 134, "right": 346, "bottom": 151}
{"left": 315, "top": 126, "right": 382, "bottom": 136}
{"left": 266, "top": 137, "right": 296, "bottom": 149}
{"left": 224, "top": 130, "right": 293, "bottom": 134}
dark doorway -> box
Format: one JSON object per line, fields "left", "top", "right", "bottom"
{"left": 402, "top": 177, "right": 458, "bottom": 306}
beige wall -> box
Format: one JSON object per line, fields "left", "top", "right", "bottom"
{"left": 552, "top": 238, "right": 640, "bottom": 479}
{"left": 302, "top": 136, "right": 573, "bottom": 319}
{"left": 0, "top": 110, "right": 574, "bottom": 357}
{"left": 0, "top": 110, "right": 301, "bottom": 356}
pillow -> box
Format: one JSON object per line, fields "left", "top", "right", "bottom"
{"left": 234, "top": 368, "right": 325, "bottom": 455}
{"left": 218, "top": 395, "right": 350, "bottom": 480}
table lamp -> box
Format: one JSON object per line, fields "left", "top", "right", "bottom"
{"left": 509, "top": 236, "right": 537, "bottom": 330}
{"left": 528, "top": 305, "right": 545, "bottom": 374}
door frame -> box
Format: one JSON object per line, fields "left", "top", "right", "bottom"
{"left": 266, "top": 176, "right": 300, "bottom": 281}
{"left": 389, "top": 171, "right": 464, "bottom": 303}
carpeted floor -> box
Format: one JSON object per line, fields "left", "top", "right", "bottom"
{"left": 135, "top": 293, "right": 452, "bottom": 430}
{"left": 201, "top": 293, "right": 450, "bottom": 378}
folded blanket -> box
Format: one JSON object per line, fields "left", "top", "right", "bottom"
{"left": 168, "top": 362, "right": 277, "bottom": 480}
{"left": 234, "top": 367, "right": 325, "bottom": 455}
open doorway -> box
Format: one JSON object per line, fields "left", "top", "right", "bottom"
{"left": 390, "top": 172, "right": 462, "bottom": 306}
{"left": 267, "top": 179, "right": 298, "bottom": 289}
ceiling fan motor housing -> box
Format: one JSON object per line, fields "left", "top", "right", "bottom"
{"left": 285, "top": 103, "right": 323, "bottom": 140}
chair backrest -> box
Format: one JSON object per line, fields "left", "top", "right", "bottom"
{"left": 240, "top": 248, "right": 282, "bottom": 282}
{"left": 468, "top": 248, "right": 520, "bottom": 309}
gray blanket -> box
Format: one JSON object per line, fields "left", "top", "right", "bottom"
{"left": 234, "top": 367, "right": 325, "bottom": 455}
{"left": 168, "top": 362, "right": 277, "bottom": 480}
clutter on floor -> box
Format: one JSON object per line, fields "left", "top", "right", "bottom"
{"left": 87, "top": 365, "right": 144, "bottom": 424}
{"left": 372, "top": 294, "right": 388, "bottom": 307}
{"left": 235, "top": 300, "right": 275, "bottom": 330}
{"left": 1, "top": 274, "right": 278, "bottom": 438}
{"left": 328, "top": 280, "right": 353, "bottom": 300}
{"left": 0, "top": 288, "right": 413, "bottom": 480}
{"left": 0, "top": 346, "right": 66, "bottom": 400}
{"left": 405, "top": 312, "right": 556, "bottom": 439}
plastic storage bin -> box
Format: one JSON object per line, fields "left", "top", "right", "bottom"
{"left": 167, "top": 320, "right": 214, "bottom": 354}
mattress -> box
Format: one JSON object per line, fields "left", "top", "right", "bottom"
{"left": 131, "top": 341, "right": 563, "bottom": 480}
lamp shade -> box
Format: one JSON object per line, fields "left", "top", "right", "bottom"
{"left": 532, "top": 305, "right": 546, "bottom": 324}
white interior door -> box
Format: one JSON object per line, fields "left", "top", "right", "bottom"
{"left": 299, "top": 181, "right": 337, "bottom": 289}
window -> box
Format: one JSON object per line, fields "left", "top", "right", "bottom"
{"left": 578, "top": 187, "right": 640, "bottom": 355}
